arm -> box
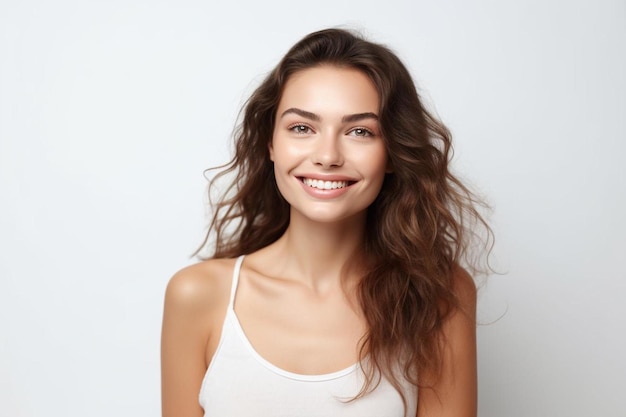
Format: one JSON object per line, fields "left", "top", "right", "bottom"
{"left": 417, "top": 268, "right": 477, "bottom": 417}
{"left": 161, "top": 263, "right": 228, "bottom": 417}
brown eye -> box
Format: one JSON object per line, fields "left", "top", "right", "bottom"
{"left": 349, "top": 128, "right": 373, "bottom": 137}
{"left": 290, "top": 124, "right": 313, "bottom": 134}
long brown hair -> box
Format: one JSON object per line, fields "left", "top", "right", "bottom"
{"left": 197, "top": 28, "right": 492, "bottom": 410}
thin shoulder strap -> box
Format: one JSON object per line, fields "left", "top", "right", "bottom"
{"left": 229, "top": 255, "right": 245, "bottom": 308}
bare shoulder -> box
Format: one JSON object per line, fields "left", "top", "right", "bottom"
{"left": 161, "top": 258, "right": 237, "bottom": 417}
{"left": 161, "top": 257, "right": 238, "bottom": 367}
{"left": 164, "top": 258, "right": 236, "bottom": 316}
{"left": 416, "top": 266, "right": 478, "bottom": 417}
{"left": 450, "top": 266, "right": 477, "bottom": 315}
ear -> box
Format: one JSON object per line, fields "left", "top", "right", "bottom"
{"left": 268, "top": 140, "right": 275, "bottom": 162}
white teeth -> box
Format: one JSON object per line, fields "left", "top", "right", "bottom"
{"left": 302, "top": 178, "right": 349, "bottom": 190}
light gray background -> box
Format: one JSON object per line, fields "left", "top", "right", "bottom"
{"left": 1, "top": 1, "right": 624, "bottom": 416}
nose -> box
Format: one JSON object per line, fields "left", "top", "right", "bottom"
{"left": 312, "top": 132, "right": 344, "bottom": 168}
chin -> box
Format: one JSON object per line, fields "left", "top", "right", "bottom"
{"left": 291, "top": 206, "right": 368, "bottom": 225}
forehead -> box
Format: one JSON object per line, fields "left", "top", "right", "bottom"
{"left": 277, "top": 65, "right": 380, "bottom": 116}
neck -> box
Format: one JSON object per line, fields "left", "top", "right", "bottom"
{"left": 269, "top": 209, "right": 368, "bottom": 290}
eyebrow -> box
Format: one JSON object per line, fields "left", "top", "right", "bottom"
{"left": 280, "top": 107, "right": 379, "bottom": 123}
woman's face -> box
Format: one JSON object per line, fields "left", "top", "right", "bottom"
{"left": 270, "top": 65, "right": 389, "bottom": 225}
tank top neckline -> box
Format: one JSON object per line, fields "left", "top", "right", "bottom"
{"left": 228, "top": 255, "right": 360, "bottom": 382}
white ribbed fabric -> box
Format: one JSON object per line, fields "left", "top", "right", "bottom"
{"left": 199, "top": 255, "right": 417, "bottom": 417}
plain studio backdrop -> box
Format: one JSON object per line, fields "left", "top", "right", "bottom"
{"left": 1, "top": 1, "right": 624, "bottom": 416}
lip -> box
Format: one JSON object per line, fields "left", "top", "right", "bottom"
{"left": 296, "top": 174, "right": 357, "bottom": 199}
{"left": 296, "top": 173, "right": 358, "bottom": 182}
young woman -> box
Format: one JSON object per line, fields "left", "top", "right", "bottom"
{"left": 161, "top": 28, "right": 490, "bottom": 417}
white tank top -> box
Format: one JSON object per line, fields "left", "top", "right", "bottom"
{"left": 199, "top": 255, "right": 417, "bottom": 416}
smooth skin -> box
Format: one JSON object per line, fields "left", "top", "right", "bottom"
{"left": 161, "top": 66, "right": 477, "bottom": 417}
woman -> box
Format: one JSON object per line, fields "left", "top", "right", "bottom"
{"left": 161, "top": 28, "right": 490, "bottom": 417}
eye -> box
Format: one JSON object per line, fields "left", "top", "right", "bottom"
{"left": 289, "top": 124, "right": 314, "bottom": 134}
{"left": 348, "top": 127, "right": 374, "bottom": 137}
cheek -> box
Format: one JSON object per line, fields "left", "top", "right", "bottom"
{"left": 271, "top": 140, "right": 307, "bottom": 168}
{"left": 363, "top": 145, "right": 389, "bottom": 178}
{"left": 270, "top": 143, "right": 298, "bottom": 190}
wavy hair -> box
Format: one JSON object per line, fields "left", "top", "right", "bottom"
{"left": 197, "top": 28, "right": 492, "bottom": 411}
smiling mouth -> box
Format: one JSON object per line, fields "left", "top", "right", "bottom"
{"left": 300, "top": 178, "right": 355, "bottom": 190}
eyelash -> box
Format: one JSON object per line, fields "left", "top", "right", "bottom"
{"left": 348, "top": 127, "right": 374, "bottom": 137}
{"left": 288, "top": 124, "right": 314, "bottom": 134}
{"left": 287, "top": 124, "right": 375, "bottom": 137}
